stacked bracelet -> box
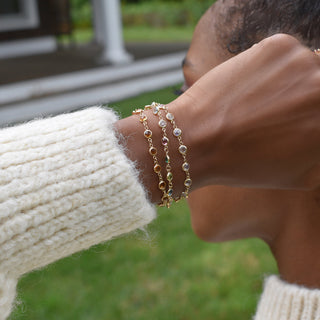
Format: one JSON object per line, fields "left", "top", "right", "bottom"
{"left": 133, "top": 102, "right": 191, "bottom": 207}
{"left": 162, "top": 104, "right": 192, "bottom": 200}
{"left": 132, "top": 108, "right": 169, "bottom": 207}
{"left": 156, "top": 108, "right": 174, "bottom": 206}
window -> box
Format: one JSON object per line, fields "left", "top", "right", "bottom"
{"left": 0, "top": 0, "right": 39, "bottom": 32}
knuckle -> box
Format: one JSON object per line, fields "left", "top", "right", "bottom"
{"left": 258, "top": 33, "right": 301, "bottom": 52}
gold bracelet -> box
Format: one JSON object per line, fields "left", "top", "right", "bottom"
{"left": 162, "top": 104, "right": 192, "bottom": 200}
{"left": 132, "top": 108, "right": 169, "bottom": 207}
{"left": 151, "top": 102, "right": 174, "bottom": 206}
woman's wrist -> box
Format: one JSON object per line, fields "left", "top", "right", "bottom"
{"left": 166, "top": 86, "right": 225, "bottom": 190}
{"left": 114, "top": 114, "right": 160, "bottom": 204}
{"left": 114, "top": 103, "right": 201, "bottom": 205}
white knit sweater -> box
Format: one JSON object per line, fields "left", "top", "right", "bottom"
{"left": 255, "top": 276, "right": 320, "bottom": 319}
{"left": 0, "top": 108, "right": 319, "bottom": 320}
{"left": 0, "top": 107, "right": 156, "bottom": 319}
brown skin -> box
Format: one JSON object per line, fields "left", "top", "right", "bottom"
{"left": 117, "top": 34, "right": 320, "bottom": 193}
{"left": 184, "top": 4, "right": 320, "bottom": 288}
{"left": 115, "top": 29, "right": 320, "bottom": 290}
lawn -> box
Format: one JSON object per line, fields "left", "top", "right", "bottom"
{"left": 60, "top": 25, "right": 193, "bottom": 44}
{"left": 63, "top": 0, "right": 202, "bottom": 44}
{"left": 9, "top": 87, "right": 278, "bottom": 320}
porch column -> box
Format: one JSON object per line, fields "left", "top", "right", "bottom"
{"left": 92, "top": 0, "right": 132, "bottom": 64}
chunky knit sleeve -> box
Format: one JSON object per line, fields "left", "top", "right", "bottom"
{"left": 254, "top": 276, "right": 320, "bottom": 320}
{"left": 0, "top": 107, "right": 156, "bottom": 319}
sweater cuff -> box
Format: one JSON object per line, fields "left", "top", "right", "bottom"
{"left": 254, "top": 276, "right": 320, "bottom": 320}
{"left": 0, "top": 107, "right": 156, "bottom": 278}
{"left": 0, "top": 273, "right": 17, "bottom": 320}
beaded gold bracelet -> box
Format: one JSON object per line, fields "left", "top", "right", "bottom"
{"left": 162, "top": 104, "right": 192, "bottom": 200}
{"left": 132, "top": 108, "right": 169, "bottom": 207}
{"left": 133, "top": 102, "right": 192, "bottom": 207}
{"left": 152, "top": 103, "right": 174, "bottom": 206}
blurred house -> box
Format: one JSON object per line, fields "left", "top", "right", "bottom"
{"left": 0, "top": 0, "right": 186, "bottom": 125}
{"left": 0, "top": 0, "right": 72, "bottom": 59}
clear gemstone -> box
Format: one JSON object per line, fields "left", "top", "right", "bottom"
{"left": 179, "top": 145, "right": 187, "bottom": 154}
{"left": 182, "top": 162, "right": 190, "bottom": 171}
{"left": 184, "top": 179, "right": 192, "bottom": 187}
{"left": 162, "top": 137, "right": 169, "bottom": 145}
{"left": 159, "top": 119, "right": 167, "bottom": 128}
{"left": 144, "top": 130, "right": 152, "bottom": 138}
{"left": 166, "top": 113, "right": 174, "bottom": 121}
{"left": 167, "top": 172, "right": 173, "bottom": 181}
{"left": 153, "top": 107, "right": 159, "bottom": 115}
{"left": 173, "top": 128, "right": 182, "bottom": 137}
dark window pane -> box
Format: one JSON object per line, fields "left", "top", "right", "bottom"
{"left": 0, "top": 0, "right": 21, "bottom": 15}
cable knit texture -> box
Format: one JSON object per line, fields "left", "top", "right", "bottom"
{"left": 0, "top": 107, "right": 156, "bottom": 319}
{"left": 254, "top": 276, "right": 320, "bottom": 320}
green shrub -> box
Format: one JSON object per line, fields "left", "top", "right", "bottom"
{"left": 70, "top": 0, "right": 92, "bottom": 29}
{"left": 70, "top": 0, "right": 216, "bottom": 29}
{"left": 122, "top": 1, "right": 215, "bottom": 27}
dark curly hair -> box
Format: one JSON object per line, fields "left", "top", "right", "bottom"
{"left": 214, "top": 0, "right": 320, "bottom": 54}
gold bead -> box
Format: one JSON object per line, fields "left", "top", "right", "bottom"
{"left": 184, "top": 179, "right": 192, "bottom": 187}
{"left": 139, "top": 115, "right": 147, "bottom": 122}
{"left": 179, "top": 145, "right": 187, "bottom": 154}
{"left": 149, "top": 147, "right": 157, "bottom": 156}
{"left": 132, "top": 109, "right": 142, "bottom": 115}
{"left": 144, "top": 129, "right": 152, "bottom": 138}
{"left": 182, "top": 162, "right": 190, "bottom": 171}
{"left": 159, "top": 181, "right": 166, "bottom": 190}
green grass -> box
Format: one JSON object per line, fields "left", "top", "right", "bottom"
{"left": 109, "top": 85, "right": 181, "bottom": 118}
{"left": 65, "top": 0, "right": 210, "bottom": 44}
{"left": 123, "top": 26, "right": 193, "bottom": 42}
{"left": 9, "top": 88, "right": 278, "bottom": 320}
{"left": 59, "top": 26, "right": 193, "bottom": 44}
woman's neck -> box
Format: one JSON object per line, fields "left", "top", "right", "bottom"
{"left": 269, "top": 190, "right": 320, "bottom": 288}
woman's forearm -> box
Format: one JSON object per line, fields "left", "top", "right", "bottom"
{"left": 116, "top": 34, "right": 320, "bottom": 198}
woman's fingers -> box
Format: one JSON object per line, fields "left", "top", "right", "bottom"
{"left": 170, "top": 34, "right": 320, "bottom": 190}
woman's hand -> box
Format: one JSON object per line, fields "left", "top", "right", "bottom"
{"left": 117, "top": 34, "right": 320, "bottom": 204}
{"left": 169, "top": 34, "right": 320, "bottom": 191}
